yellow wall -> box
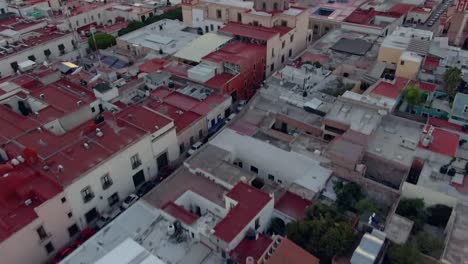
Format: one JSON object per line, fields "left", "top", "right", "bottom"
{"left": 378, "top": 46, "right": 405, "bottom": 65}
{"left": 396, "top": 58, "right": 421, "bottom": 80}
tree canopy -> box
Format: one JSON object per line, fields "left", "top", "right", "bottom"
{"left": 286, "top": 203, "right": 358, "bottom": 262}
{"left": 396, "top": 198, "right": 426, "bottom": 232}
{"left": 388, "top": 243, "right": 423, "bottom": 264}
{"left": 402, "top": 84, "right": 427, "bottom": 106}
{"left": 88, "top": 33, "right": 116, "bottom": 50}
{"left": 334, "top": 181, "right": 363, "bottom": 211}
{"left": 443, "top": 66, "right": 462, "bottom": 99}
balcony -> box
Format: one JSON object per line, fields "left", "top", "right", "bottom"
{"left": 82, "top": 193, "right": 95, "bottom": 203}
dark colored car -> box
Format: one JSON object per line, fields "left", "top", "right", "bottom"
{"left": 53, "top": 246, "right": 75, "bottom": 263}
{"left": 136, "top": 180, "right": 156, "bottom": 197}
{"left": 157, "top": 166, "right": 175, "bottom": 182}
{"left": 73, "top": 228, "right": 96, "bottom": 247}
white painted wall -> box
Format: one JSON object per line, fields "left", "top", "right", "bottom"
{"left": 64, "top": 135, "right": 155, "bottom": 229}
{"left": 0, "top": 33, "right": 75, "bottom": 77}
{"left": 0, "top": 193, "right": 77, "bottom": 264}
{"left": 192, "top": 8, "right": 224, "bottom": 33}
{"left": 175, "top": 190, "right": 228, "bottom": 218}
{"left": 206, "top": 96, "right": 232, "bottom": 130}
{"left": 93, "top": 87, "right": 119, "bottom": 102}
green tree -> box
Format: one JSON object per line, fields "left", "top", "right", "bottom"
{"left": 396, "top": 198, "right": 426, "bottom": 231}
{"left": 88, "top": 33, "right": 116, "bottom": 50}
{"left": 355, "top": 198, "right": 380, "bottom": 215}
{"left": 388, "top": 243, "right": 423, "bottom": 264}
{"left": 317, "top": 222, "right": 357, "bottom": 259}
{"left": 415, "top": 232, "right": 444, "bottom": 257}
{"left": 443, "top": 66, "right": 462, "bottom": 99}
{"left": 334, "top": 181, "right": 363, "bottom": 211}
{"left": 403, "top": 84, "right": 426, "bottom": 106}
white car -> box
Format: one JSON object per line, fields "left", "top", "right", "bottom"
{"left": 226, "top": 113, "right": 237, "bottom": 122}
{"left": 96, "top": 208, "right": 121, "bottom": 229}
{"left": 187, "top": 141, "right": 203, "bottom": 156}
{"left": 120, "top": 194, "right": 139, "bottom": 210}
{"left": 237, "top": 100, "right": 247, "bottom": 112}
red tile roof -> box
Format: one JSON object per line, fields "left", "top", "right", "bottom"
{"left": 205, "top": 72, "right": 235, "bottom": 88}
{"left": 419, "top": 125, "right": 460, "bottom": 157}
{"left": 275, "top": 191, "right": 312, "bottom": 220}
{"left": 139, "top": 58, "right": 171, "bottom": 73}
{"left": 424, "top": 56, "right": 440, "bottom": 68}
{"left": 0, "top": 164, "right": 62, "bottom": 242}
{"left": 428, "top": 117, "right": 468, "bottom": 134}
{"left": 388, "top": 3, "right": 416, "bottom": 16}
{"left": 117, "top": 105, "right": 173, "bottom": 133}
{"left": 219, "top": 23, "right": 291, "bottom": 41}
{"left": 150, "top": 86, "right": 173, "bottom": 99}
{"left": 371, "top": 77, "right": 409, "bottom": 99}
{"left": 162, "top": 201, "right": 200, "bottom": 225}
{"left": 409, "top": 80, "right": 436, "bottom": 93}
{"left": 146, "top": 100, "right": 202, "bottom": 134}
{"left": 203, "top": 41, "right": 266, "bottom": 65}
{"left": 268, "top": 238, "right": 320, "bottom": 264}
{"left": 163, "top": 93, "right": 200, "bottom": 111}
{"left": 214, "top": 182, "right": 272, "bottom": 243}
{"left": 0, "top": 17, "right": 45, "bottom": 31}
{"left": 231, "top": 234, "right": 273, "bottom": 264}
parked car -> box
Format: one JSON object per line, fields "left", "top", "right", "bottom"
{"left": 53, "top": 246, "right": 75, "bottom": 263}
{"left": 74, "top": 228, "right": 96, "bottom": 247}
{"left": 136, "top": 180, "right": 156, "bottom": 197}
{"left": 237, "top": 100, "right": 247, "bottom": 112}
{"left": 120, "top": 194, "right": 139, "bottom": 210}
{"left": 96, "top": 208, "right": 122, "bottom": 230}
{"left": 187, "top": 141, "right": 203, "bottom": 156}
{"left": 226, "top": 113, "right": 237, "bottom": 122}
{"left": 157, "top": 166, "right": 175, "bottom": 182}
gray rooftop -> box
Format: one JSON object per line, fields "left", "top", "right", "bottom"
{"left": 331, "top": 38, "right": 373, "bottom": 56}
{"left": 443, "top": 203, "right": 468, "bottom": 264}
{"left": 385, "top": 214, "right": 414, "bottom": 244}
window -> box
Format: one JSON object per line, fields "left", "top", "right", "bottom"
{"left": 268, "top": 174, "right": 275, "bottom": 181}
{"left": 253, "top": 20, "right": 259, "bottom": 26}
{"left": 84, "top": 18, "right": 87, "bottom": 24}
{"left": 324, "top": 26, "right": 329, "bottom": 32}
{"left": 238, "top": 161, "right": 243, "bottom": 168}
{"left": 28, "top": 55, "right": 36, "bottom": 61}
{"left": 273, "top": 2, "right": 278, "bottom": 10}
{"left": 218, "top": 25, "right": 221, "bottom": 29}
{"left": 255, "top": 218, "right": 260, "bottom": 230}
{"left": 210, "top": 24, "right": 214, "bottom": 31}
{"left": 205, "top": 25, "right": 209, "bottom": 32}
{"left": 277, "top": 179, "right": 283, "bottom": 184}
{"left": 216, "top": 9, "right": 222, "bottom": 19}
{"left": 281, "top": 20, "right": 287, "bottom": 27}
{"left": 250, "top": 165, "right": 259, "bottom": 174}
{"left": 61, "top": 197, "right": 66, "bottom": 203}
{"left": 91, "top": 15, "right": 94, "bottom": 21}
{"left": 272, "top": 48, "right": 275, "bottom": 58}
{"left": 400, "top": 60, "right": 405, "bottom": 65}
{"left": 36, "top": 226, "right": 48, "bottom": 240}
{"left": 101, "top": 173, "right": 113, "bottom": 190}
{"left": 237, "top": 13, "right": 242, "bottom": 22}
{"left": 67, "top": 212, "right": 73, "bottom": 218}
{"left": 108, "top": 192, "right": 119, "bottom": 206}
{"left": 81, "top": 186, "right": 94, "bottom": 203}
{"left": 58, "top": 44, "right": 65, "bottom": 55}
{"left": 464, "top": 106, "right": 468, "bottom": 113}
{"left": 190, "top": 136, "right": 195, "bottom": 145}
{"left": 290, "top": 34, "right": 294, "bottom": 42}
{"left": 262, "top": 2, "right": 266, "bottom": 9}
{"left": 98, "top": 13, "right": 101, "bottom": 19}
{"left": 282, "top": 41, "right": 285, "bottom": 49}
{"left": 68, "top": 224, "right": 79, "bottom": 237}
{"left": 76, "top": 20, "right": 79, "bottom": 27}
{"left": 130, "top": 154, "right": 141, "bottom": 169}
{"left": 270, "top": 64, "right": 274, "bottom": 72}
{"left": 281, "top": 55, "right": 285, "bottom": 63}
{"left": 45, "top": 242, "right": 54, "bottom": 254}
{"left": 288, "top": 49, "right": 292, "bottom": 57}
{"left": 199, "top": 130, "right": 203, "bottom": 140}
{"left": 180, "top": 143, "right": 185, "bottom": 153}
